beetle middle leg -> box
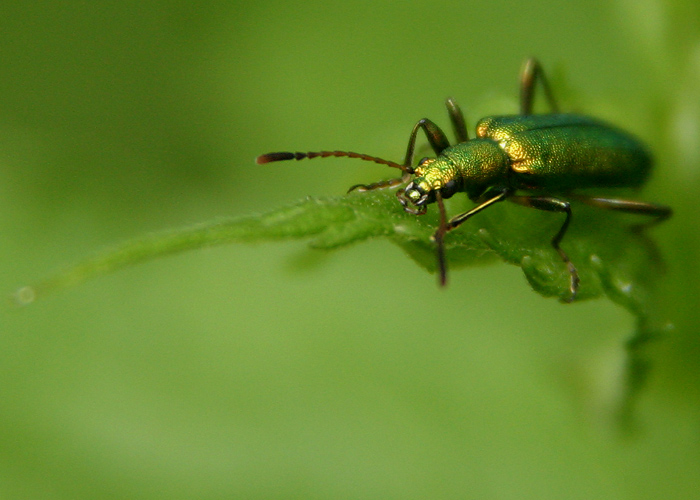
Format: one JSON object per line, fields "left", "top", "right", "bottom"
{"left": 520, "top": 58, "right": 559, "bottom": 115}
{"left": 508, "top": 195, "right": 579, "bottom": 302}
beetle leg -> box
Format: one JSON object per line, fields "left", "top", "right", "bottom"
{"left": 445, "top": 98, "right": 469, "bottom": 143}
{"left": 567, "top": 195, "right": 672, "bottom": 231}
{"left": 347, "top": 173, "right": 411, "bottom": 193}
{"left": 568, "top": 194, "right": 673, "bottom": 267}
{"left": 429, "top": 190, "right": 509, "bottom": 286}
{"left": 508, "top": 195, "right": 578, "bottom": 302}
{"left": 444, "top": 190, "right": 509, "bottom": 230}
{"left": 433, "top": 191, "right": 449, "bottom": 286}
{"left": 520, "top": 58, "right": 559, "bottom": 115}
{"left": 403, "top": 118, "right": 451, "bottom": 167}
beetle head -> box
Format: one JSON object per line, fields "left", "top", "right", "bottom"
{"left": 397, "top": 157, "right": 460, "bottom": 214}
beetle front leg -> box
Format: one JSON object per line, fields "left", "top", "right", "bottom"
{"left": 347, "top": 173, "right": 411, "bottom": 193}
{"left": 520, "top": 58, "right": 559, "bottom": 115}
{"left": 508, "top": 195, "right": 578, "bottom": 302}
{"left": 349, "top": 115, "right": 453, "bottom": 195}
{"left": 403, "top": 118, "right": 451, "bottom": 167}
{"left": 434, "top": 191, "right": 449, "bottom": 286}
{"left": 431, "top": 189, "right": 509, "bottom": 286}
{"left": 348, "top": 118, "right": 451, "bottom": 194}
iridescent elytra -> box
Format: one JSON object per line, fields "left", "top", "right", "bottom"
{"left": 257, "top": 58, "right": 671, "bottom": 301}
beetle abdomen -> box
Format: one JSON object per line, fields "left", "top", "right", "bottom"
{"left": 477, "top": 114, "right": 652, "bottom": 191}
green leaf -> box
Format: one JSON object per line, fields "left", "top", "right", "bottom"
{"left": 13, "top": 187, "right": 670, "bottom": 428}
{"left": 16, "top": 188, "right": 666, "bottom": 314}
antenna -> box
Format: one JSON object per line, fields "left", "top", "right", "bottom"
{"left": 256, "top": 150, "right": 414, "bottom": 174}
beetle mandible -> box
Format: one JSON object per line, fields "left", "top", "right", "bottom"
{"left": 257, "top": 58, "right": 671, "bottom": 301}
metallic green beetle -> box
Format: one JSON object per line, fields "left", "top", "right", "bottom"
{"left": 257, "top": 59, "right": 671, "bottom": 301}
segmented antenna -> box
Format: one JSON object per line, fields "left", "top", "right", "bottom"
{"left": 256, "top": 150, "right": 413, "bottom": 173}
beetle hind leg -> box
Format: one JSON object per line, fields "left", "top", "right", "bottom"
{"left": 567, "top": 195, "right": 672, "bottom": 229}
{"left": 445, "top": 98, "right": 469, "bottom": 143}
{"left": 520, "top": 58, "right": 559, "bottom": 115}
{"left": 569, "top": 194, "right": 672, "bottom": 267}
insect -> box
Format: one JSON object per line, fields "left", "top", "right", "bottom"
{"left": 257, "top": 58, "right": 671, "bottom": 301}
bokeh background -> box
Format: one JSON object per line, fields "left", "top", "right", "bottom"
{"left": 2, "top": 1, "right": 699, "bottom": 498}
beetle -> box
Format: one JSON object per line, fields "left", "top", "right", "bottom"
{"left": 257, "top": 58, "right": 671, "bottom": 301}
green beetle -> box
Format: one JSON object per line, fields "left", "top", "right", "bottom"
{"left": 257, "top": 59, "right": 671, "bottom": 301}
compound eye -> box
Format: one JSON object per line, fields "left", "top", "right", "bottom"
{"left": 403, "top": 184, "right": 423, "bottom": 203}
{"left": 409, "top": 189, "right": 429, "bottom": 206}
{"left": 442, "top": 179, "right": 458, "bottom": 198}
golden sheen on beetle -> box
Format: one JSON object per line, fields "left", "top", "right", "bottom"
{"left": 256, "top": 58, "right": 671, "bottom": 301}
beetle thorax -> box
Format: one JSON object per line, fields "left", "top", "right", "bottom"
{"left": 399, "top": 139, "right": 510, "bottom": 211}
{"left": 440, "top": 139, "right": 510, "bottom": 200}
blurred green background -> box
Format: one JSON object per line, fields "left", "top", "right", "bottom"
{"left": 2, "top": 1, "right": 699, "bottom": 498}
